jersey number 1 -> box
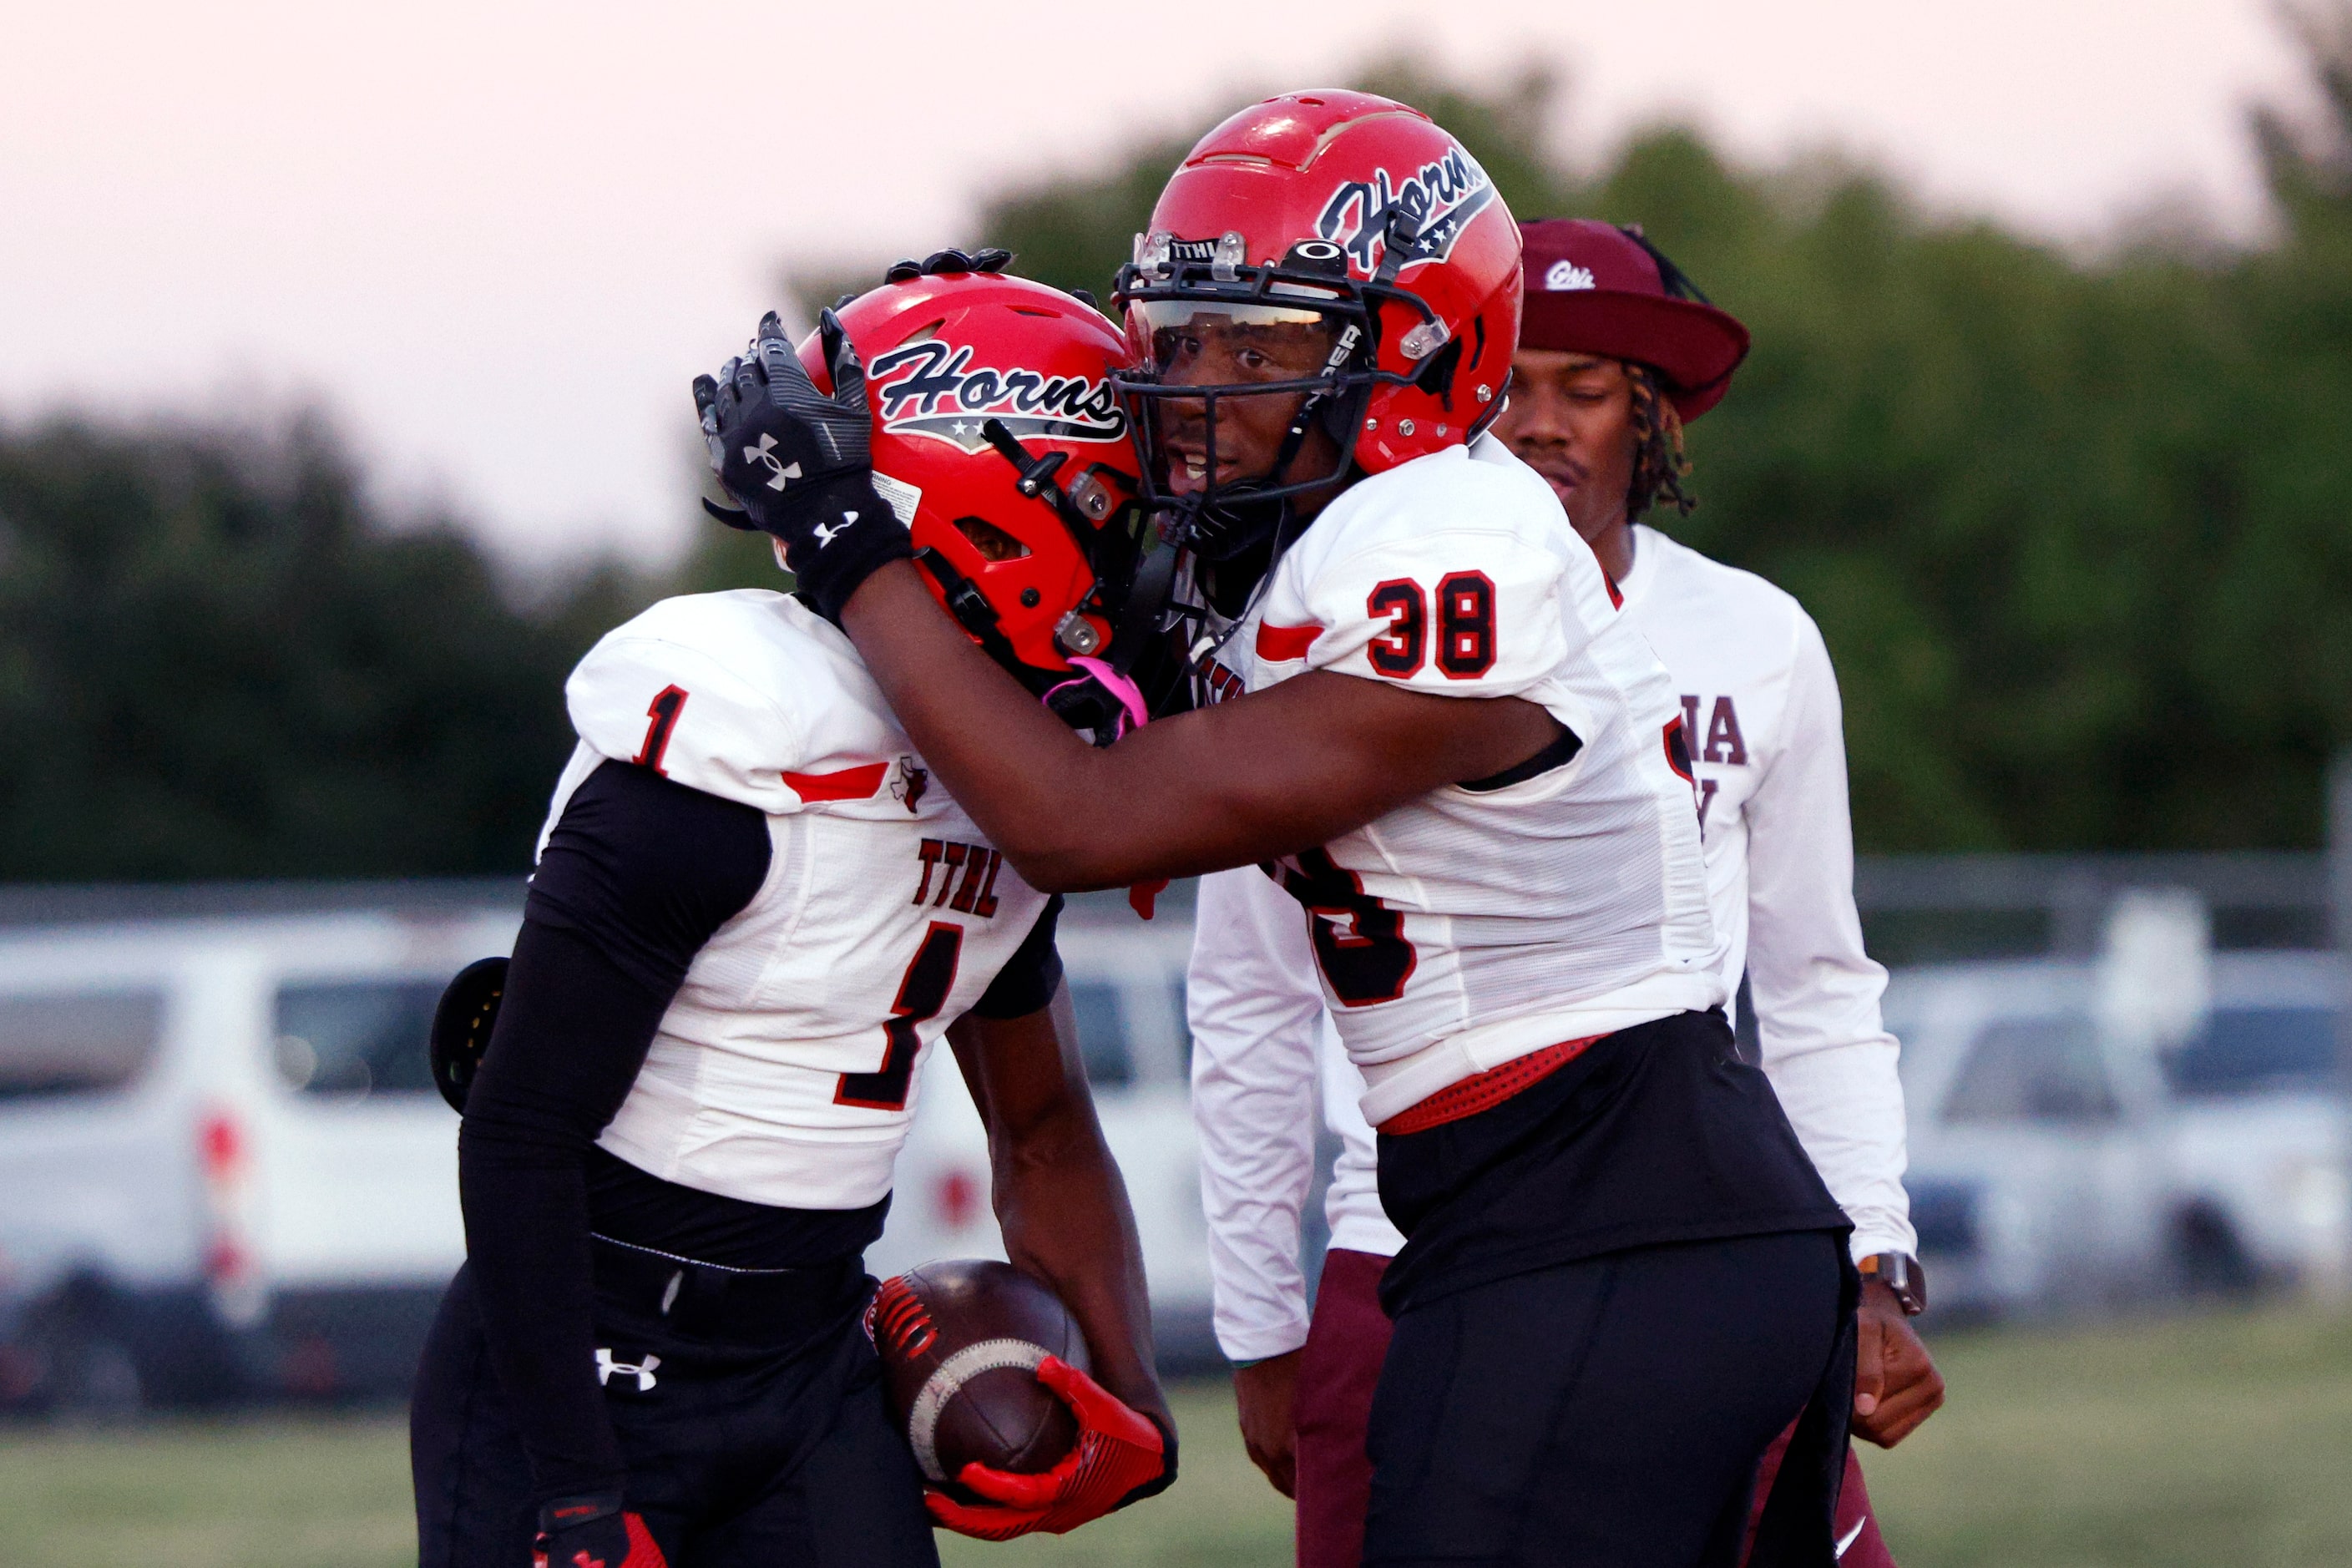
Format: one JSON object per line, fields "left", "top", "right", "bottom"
{"left": 633, "top": 686, "right": 689, "bottom": 774}
{"left": 835, "top": 922, "right": 964, "bottom": 1111}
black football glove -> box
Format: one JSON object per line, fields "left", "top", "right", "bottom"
{"left": 692, "top": 309, "right": 911, "bottom": 624}
{"left": 532, "top": 1494, "right": 666, "bottom": 1568}
{"left": 879, "top": 246, "right": 1013, "bottom": 286}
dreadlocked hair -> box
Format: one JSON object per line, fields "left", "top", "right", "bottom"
{"left": 1626, "top": 363, "right": 1696, "bottom": 521}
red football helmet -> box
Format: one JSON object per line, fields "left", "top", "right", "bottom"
{"left": 798, "top": 270, "right": 1169, "bottom": 734}
{"left": 1110, "top": 89, "right": 1523, "bottom": 564}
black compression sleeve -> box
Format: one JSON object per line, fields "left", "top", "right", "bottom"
{"left": 970, "top": 894, "right": 1065, "bottom": 1019}
{"left": 456, "top": 760, "right": 770, "bottom": 1500}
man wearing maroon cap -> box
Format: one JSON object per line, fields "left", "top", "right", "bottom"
{"left": 1188, "top": 219, "right": 1941, "bottom": 1568}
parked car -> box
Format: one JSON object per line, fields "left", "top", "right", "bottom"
{"left": 0, "top": 887, "right": 1221, "bottom": 1410}
{"left": 2152, "top": 951, "right": 2348, "bottom": 1293}
{"left": 1887, "top": 959, "right": 2176, "bottom": 1318}
{"left": 1884, "top": 949, "right": 2349, "bottom": 1319}
{"left": 0, "top": 904, "right": 515, "bottom": 1413}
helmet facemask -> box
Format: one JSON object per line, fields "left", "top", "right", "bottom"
{"left": 1111, "top": 225, "right": 1458, "bottom": 574}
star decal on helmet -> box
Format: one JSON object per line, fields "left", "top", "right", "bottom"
{"left": 1316, "top": 146, "right": 1495, "bottom": 273}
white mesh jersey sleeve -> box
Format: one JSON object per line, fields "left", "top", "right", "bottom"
{"left": 1248, "top": 449, "right": 1579, "bottom": 702}
{"left": 561, "top": 589, "right": 907, "bottom": 817}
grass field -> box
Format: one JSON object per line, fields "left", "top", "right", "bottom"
{"left": 7, "top": 1302, "right": 2352, "bottom": 1567}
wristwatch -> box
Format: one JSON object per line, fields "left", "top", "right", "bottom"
{"left": 1858, "top": 1252, "right": 1927, "bottom": 1317}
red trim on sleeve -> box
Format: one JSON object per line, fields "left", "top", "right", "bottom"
{"left": 783, "top": 761, "right": 888, "bottom": 802}
{"left": 1255, "top": 622, "right": 1323, "bottom": 661}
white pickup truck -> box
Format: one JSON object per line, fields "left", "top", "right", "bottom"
{"left": 0, "top": 884, "right": 1216, "bottom": 1413}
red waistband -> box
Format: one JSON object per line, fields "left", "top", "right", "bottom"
{"left": 1376, "top": 1034, "right": 1604, "bottom": 1137}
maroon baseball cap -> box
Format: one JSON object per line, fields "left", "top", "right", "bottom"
{"left": 1517, "top": 219, "right": 1750, "bottom": 419}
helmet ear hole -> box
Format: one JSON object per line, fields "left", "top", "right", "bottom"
{"left": 1413, "top": 336, "right": 1464, "bottom": 404}
{"left": 950, "top": 514, "right": 1032, "bottom": 561}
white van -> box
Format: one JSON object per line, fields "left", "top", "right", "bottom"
{"left": 0, "top": 885, "right": 1217, "bottom": 1410}
{"left": 0, "top": 894, "right": 516, "bottom": 1413}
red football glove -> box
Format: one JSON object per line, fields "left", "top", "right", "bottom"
{"left": 530, "top": 1494, "right": 666, "bottom": 1568}
{"left": 924, "top": 1356, "right": 1173, "bottom": 1539}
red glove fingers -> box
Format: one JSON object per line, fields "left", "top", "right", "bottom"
{"left": 943, "top": 1356, "right": 1169, "bottom": 1535}
{"left": 924, "top": 1487, "right": 1050, "bottom": 1541}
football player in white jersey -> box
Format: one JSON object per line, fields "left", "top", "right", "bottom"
{"left": 1188, "top": 219, "right": 1945, "bottom": 1568}
{"left": 409, "top": 265, "right": 1175, "bottom": 1568}
{"left": 706, "top": 94, "right": 1859, "bottom": 1566}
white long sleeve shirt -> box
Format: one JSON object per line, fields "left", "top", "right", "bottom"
{"left": 1188, "top": 524, "right": 1914, "bottom": 1362}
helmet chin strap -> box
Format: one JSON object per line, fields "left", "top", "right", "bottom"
{"left": 1183, "top": 380, "right": 1330, "bottom": 564}
{"left": 1108, "top": 545, "right": 1179, "bottom": 677}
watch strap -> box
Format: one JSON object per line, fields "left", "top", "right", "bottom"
{"left": 1858, "top": 1251, "right": 1927, "bottom": 1316}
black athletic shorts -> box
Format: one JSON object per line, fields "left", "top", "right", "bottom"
{"left": 1365, "top": 1229, "right": 1847, "bottom": 1568}
{"left": 1368, "top": 1010, "right": 1859, "bottom": 1565}
{"left": 411, "top": 1247, "right": 937, "bottom": 1568}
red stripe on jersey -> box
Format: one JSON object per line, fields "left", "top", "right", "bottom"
{"left": 1603, "top": 573, "right": 1624, "bottom": 609}
{"left": 784, "top": 761, "right": 888, "bottom": 802}
{"left": 1256, "top": 621, "right": 1323, "bottom": 661}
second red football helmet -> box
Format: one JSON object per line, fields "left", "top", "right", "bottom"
{"left": 1110, "top": 89, "right": 1524, "bottom": 564}
{"left": 798, "top": 271, "right": 1170, "bottom": 734}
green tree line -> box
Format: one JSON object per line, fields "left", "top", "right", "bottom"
{"left": 4, "top": 19, "right": 2348, "bottom": 879}
{"left": 969, "top": 31, "right": 2352, "bottom": 854}
{"left": 0, "top": 417, "right": 644, "bottom": 879}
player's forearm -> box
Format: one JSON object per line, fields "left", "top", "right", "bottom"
{"left": 456, "top": 921, "right": 670, "bottom": 1497}
{"left": 840, "top": 564, "right": 1163, "bottom": 888}
{"left": 840, "top": 564, "right": 1551, "bottom": 889}
{"left": 992, "top": 1118, "right": 1166, "bottom": 1425}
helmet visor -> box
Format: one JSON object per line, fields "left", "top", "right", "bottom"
{"left": 1131, "top": 300, "right": 1346, "bottom": 388}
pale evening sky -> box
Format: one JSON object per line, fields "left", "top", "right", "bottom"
{"left": 0, "top": 2, "right": 2315, "bottom": 572}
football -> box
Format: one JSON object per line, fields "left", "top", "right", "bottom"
{"left": 868, "top": 1259, "right": 1089, "bottom": 1491}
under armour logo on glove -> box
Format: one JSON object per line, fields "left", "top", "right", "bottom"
{"left": 594, "top": 1348, "right": 660, "bottom": 1392}
{"left": 743, "top": 432, "right": 802, "bottom": 491}
{"left": 691, "top": 307, "right": 912, "bottom": 625}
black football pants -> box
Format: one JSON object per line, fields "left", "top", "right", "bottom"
{"left": 411, "top": 1260, "right": 938, "bottom": 1568}
{"left": 1363, "top": 1229, "right": 1848, "bottom": 1567}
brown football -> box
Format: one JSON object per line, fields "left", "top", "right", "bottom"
{"left": 868, "top": 1259, "right": 1087, "bottom": 1492}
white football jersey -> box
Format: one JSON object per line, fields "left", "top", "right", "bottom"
{"left": 1188, "top": 524, "right": 1916, "bottom": 1359}
{"left": 1191, "top": 435, "right": 1720, "bottom": 1124}
{"left": 541, "top": 589, "right": 1052, "bottom": 1211}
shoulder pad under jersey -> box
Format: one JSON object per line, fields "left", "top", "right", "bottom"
{"left": 564, "top": 589, "right": 911, "bottom": 813}
{"left": 1252, "top": 447, "right": 1581, "bottom": 699}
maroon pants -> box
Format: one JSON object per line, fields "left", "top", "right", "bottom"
{"left": 1292, "top": 1247, "right": 1897, "bottom": 1568}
